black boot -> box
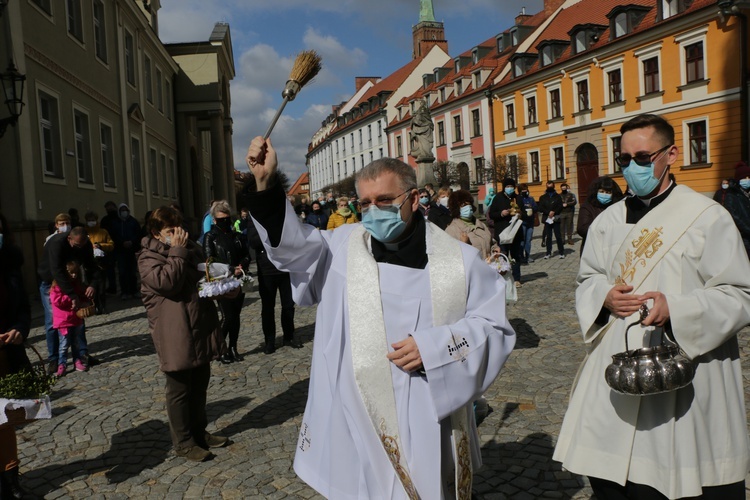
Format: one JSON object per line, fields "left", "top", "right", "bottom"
{"left": 219, "top": 351, "right": 234, "bottom": 364}
{"left": 230, "top": 346, "right": 243, "bottom": 361}
{"left": 1, "top": 467, "right": 26, "bottom": 499}
{"left": 263, "top": 339, "right": 276, "bottom": 354}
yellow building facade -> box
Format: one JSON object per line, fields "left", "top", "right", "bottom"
{"left": 491, "top": 0, "right": 748, "bottom": 202}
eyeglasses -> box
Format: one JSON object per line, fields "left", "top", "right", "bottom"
{"left": 359, "top": 187, "right": 415, "bottom": 213}
{"left": 615, "top": 144, "right": 672, "bottom": 169}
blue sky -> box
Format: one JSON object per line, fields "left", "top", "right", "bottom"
{"left": 159, "top": 0, "right": 545, "bottom": 181}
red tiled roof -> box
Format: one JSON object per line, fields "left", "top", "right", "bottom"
{"left": 288, "top": 172, "right": 310, "bottom": 196}
{"left": 359, "top": 57, "right": 424, "bottom": 102}
{"left": 498, "top": 0, "right": 717, "bottom": 85}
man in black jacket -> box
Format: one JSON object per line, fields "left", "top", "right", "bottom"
{"left": 537, "top": 181, "right": 565, "bottom": 259}
{"left": 37, "top": 227, "right": 102, "bottom": 373}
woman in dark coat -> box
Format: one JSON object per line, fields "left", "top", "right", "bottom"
{"left": 577, "top": 176, "right": 625, "bottom": 251}
{"left": 203, "top": 200, "right": 251, "bottom": 363}
{"left": 138, "top": 206, "right": 229, "bottom": 462}
{"left": 0, "top": 212, "right": 32, "bottom": 498}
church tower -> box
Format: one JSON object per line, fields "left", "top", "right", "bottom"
{"left": 412, "top": 0, "right": 448, "bottom": 59}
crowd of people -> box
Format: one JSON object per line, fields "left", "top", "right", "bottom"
{"left": 2, "top": 113, "right": 750, "bottom": 499}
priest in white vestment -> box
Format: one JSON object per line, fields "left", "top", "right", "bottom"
{"left": 553, "top": 114, "right": 750, "bottom": 499}
{"left": 245, "top": 137, "right": 516, "bottom": 499}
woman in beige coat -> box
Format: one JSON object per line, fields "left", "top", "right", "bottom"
{"left": 444, "top": 189, "right": 492, "bottom": 259}
{"left": 138, "top": 206, "right": 228, "bottom": 462}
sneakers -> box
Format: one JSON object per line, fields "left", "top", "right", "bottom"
{"left": 514, "top": 281, "right": 522, "bottom": 288}
{"left": 174, "top": 445, "right": 212, "bottom": 462}
{"left": 74, "top": 359, "right": 89, "bottom": 372}
{"left": 56, "top": 363, "right": 66, "bottom": 377}
{"left": 559, "top": 254, "right": 566, "bottom": 259}
{"left": 527, "top": 257, "right": 534, "bottom": 263}
{"left": 543, "top": 254, "right": 551, "bottom": 260}
{"left": 203, "top": 433, "right": 229, "bottom": 448}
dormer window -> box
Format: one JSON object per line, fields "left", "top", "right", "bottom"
{"left": 497, "top": 32, "right": 512, "bottom": 53}
{"left": 456, "top": 79, "right": 463, "bottom": 95}
{"left": 569, "top": 25, "right": 606, "bottom": 54}
{"left": 511, "top": 28, "right": 519, "bottom": 46}
{"left": 660, "top": 0, "right": 693, "bottom": 20}
{"left": 473, "top": 71, "right": 482, "bottom": 88}
{"left": 608, "top": 5, "right": 649, "bottom": 39}
{"left": 537, "top": 42, "right": 567, "bottom": 67}
{"left": 512, "top": 53, "right": 537, "bottom": 77}
{"left": 440, "top": 87, "right": 446, "bottom": 102}
{"left": 472, "top": 49, "right": 479, "bottom": 65}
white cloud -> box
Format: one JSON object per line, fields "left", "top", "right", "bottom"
{"left": 303, "top": 27, "right": 367, "bottom": 70}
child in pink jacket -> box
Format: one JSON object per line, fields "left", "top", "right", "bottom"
{"left": 49, "top": 261, "right": 90, "bottom": 376}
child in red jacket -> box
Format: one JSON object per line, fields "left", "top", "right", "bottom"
{"left": 49, "top": 261, "right": 90, "bottom": 376}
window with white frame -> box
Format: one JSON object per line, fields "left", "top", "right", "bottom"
{"left": 144, "top": 56, "right": 153, "bottom": 103}
{"left": 643, "top": 57, "right": 660, "bottom": 94}
{"left": 156, "top": 68, "right": 163, "bottom": 112}
{"left": 131, "top": 137, "right": 143, "bottom": 192}
{"left": 686, "top": 119, "right": 708, "bottom": 164}
{"left": 93, "top": 0, "right": 107, "bottom": 63}
{"left": 472, "top": 109, "right": 481, "bottom": 137}
{"left": 74, "top": 109, "right": 92, "bottom": 184}
{"left": 437, "top": 121, "right": 445, "bottom": 145}
{"left": 100, "top": 123, "right": 115, "bottom": 187}
{"left": 39, "top": 90, "right": 63, "bottom": 178}
{"left": 474, "top": 157, "right": 485, "bottom": 183}
{"left": 506, "top": 104, "right": 515, "bottom": 130}
{"left": 529, "top": 151, "right": 540, "bottom": 182}
{"left": 125, "top": 30, "right": 135, "bottom": 86}
{"left": 454, "top": 115, "right": 462, "bottom": 142}
{"left": 611, "top": 136, "right": 622, "bottom": 173}
{"left": 150, "top": 148, "right": 158, "bottom": 195}
{"left": 576, "top": 79, "right": 590, "bottom": 111}
{"left": 549, "top": 88, "right": 561, "bottom": 119}
{"left": 67, "top": 0, "right": 83, "bottom": 42}
{"left": 527, "top": 96, "right": 537, "bottom": 125}
{"left": 684, "top": 42, "right": 704, "bottom": 82}
{"left": 553, "top": 147, "right": 565, "bottom": 179}
{"left": 608, "top": 69, "right": 622, "bottom": 103}
{"left": 396, "top": 137, "right": 402, "bottom": 157}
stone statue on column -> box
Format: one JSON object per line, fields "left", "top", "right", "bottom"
{"left": 409, "top": 100, "right": 435, "bottom": 162}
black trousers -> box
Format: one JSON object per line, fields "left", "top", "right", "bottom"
{"left": 257, "top": 271, "right": 295, "bottom": 344}
{"left": 544, "top": 221, "right": 564, "bottom": 256}
{"left": 589, "top": 476, "right": 745, "bottom": 500}
{"left": 218, "top": 292, "right": 245, "bottom": 349}
{"left": 164, "top": 363, "right": 210, "bottom": 449}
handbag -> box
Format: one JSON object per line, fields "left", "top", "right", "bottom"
{"left": 497, "top": 215, "right": 523, "bottom": 245}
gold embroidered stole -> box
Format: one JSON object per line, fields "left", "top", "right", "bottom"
{"left": 346, "top": 224, "right": 472, "bottom": 499}
{"left": 610, "top": 187, "right": 712, "bottom": 291}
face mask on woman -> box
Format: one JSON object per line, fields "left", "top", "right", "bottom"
{"left": 419, "top": 196, "right": 430, "bottom": 205}
{"left": 722, "top": 183, "right": 729, "bottom": 190}
{"left": 439, "top": 197, "right": 449, "bottom": 208}
{"left": 460, "top": 205, "right": 474, "bottom": 219}
{"left": 504, "top": 187, "right": 515, "bottom": 196}
{"left": 740, "top": 179, "right": 750, "bottom": 190}
{"left": 597, "top": 192, "right": 612, "bottom": 205}
{"left": 87, "top": 221, "right": 97, "bottom": 228}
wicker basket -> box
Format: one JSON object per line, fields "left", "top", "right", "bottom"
{"left": 75, "top": 304, "right": 96, "bottom": 318}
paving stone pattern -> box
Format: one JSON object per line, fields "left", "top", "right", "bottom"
{"left": 14, "top": 236, "right": 750, "bottom": 499}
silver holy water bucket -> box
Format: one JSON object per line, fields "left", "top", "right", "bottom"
{"left": 604, "top": 305, "right": 696, "bottom": 396}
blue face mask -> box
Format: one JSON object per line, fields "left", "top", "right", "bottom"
{"left": 362, "top": 204, "right": 408, "bottom": 242}
{"left": 597, "top": 193, "right": 612, "bottom": 205}
{"left": 504, "top": 187, "right": 515, "bottom": 196}
{"left": 460, "top": 205, "right": 474, "bottom": 219}
{"left": 419, "top": 196, "right": 429, "bottom": 205}
{"left": 622, "top": 160, "right": 666, "bottom": 197}
{"left": 740, "top": 179, "right": 750, "bottom": 190}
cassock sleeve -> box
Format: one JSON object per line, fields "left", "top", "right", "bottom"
{"left": 410, "top": 250, "right": 516, "bottom": 421}
{"left": 575, "top": 212, "right": 616, "bottom": 343}
{"left": 248, "top": 186, "right": 334, "bottom": 306}
{"left": 664, "top": 205, "right": 750, "bottom": 359}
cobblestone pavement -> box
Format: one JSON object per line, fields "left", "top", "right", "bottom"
{"left": 13, "top": 235, "right": 750, "bottom": 499}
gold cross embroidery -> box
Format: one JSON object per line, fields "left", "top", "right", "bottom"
{"left": 615, "top": 227, "right": 663, "bottom": 286}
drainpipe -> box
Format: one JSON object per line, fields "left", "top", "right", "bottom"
{"left": 484, "top": 85, "right": 497, "bottom": 193}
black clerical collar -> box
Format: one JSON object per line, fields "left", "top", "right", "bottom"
{"left": 625, "top": 181, "right": 677, "bottom": 224}
{"left": 371, "top": 214, "right": 428, "bottom": 269}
